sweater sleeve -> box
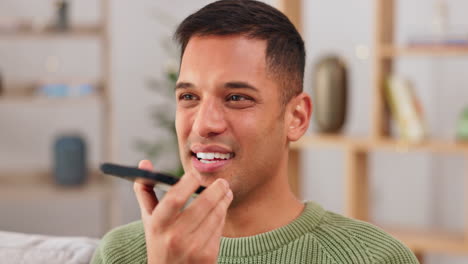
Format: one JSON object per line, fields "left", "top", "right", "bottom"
{"left": 323, "top": 211, "right": 419, "bottom": 264}
{"left": 90, "top": 220, "right": 147, "bottom": 264}
{"left": 90, "top": 245, "right": 103, "bottom": 264}
{"left": 369, "top": 231, "right": 419, "bottom": 264}
{"left": 347, "top": 223, "right": 418, "bottom": 263}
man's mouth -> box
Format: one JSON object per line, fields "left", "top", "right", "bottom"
{"left": 192, "top": 152, "right": 235, "bottom": 164}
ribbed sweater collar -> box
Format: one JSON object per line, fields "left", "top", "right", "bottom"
{"left": 219, "top": 201, "right": 325, "bottom": 258}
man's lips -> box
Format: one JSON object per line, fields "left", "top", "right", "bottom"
{"left": 190, "top": 144, "right": 234, "bottom": 154}
{"left": 190, "top": 144, "right": 235, "bottom": 173}
{"left": 191, "top": 155, "right": 232, "bottom": 173}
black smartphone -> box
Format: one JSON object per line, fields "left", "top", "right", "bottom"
{"left": 100, "top": 163, "right": 205, "bottom": 194}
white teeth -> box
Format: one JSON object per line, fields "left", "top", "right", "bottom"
{"left": 196, "top": 152, "right": 233, "bottom": 160}
{"left": 200, "top": 160, "right": 216, "bottom": 164}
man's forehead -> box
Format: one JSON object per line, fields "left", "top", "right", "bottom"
{"left": 178, "top": 35, "right": 270, "bottom": 89}
{"left": 180, "top": 35, "right": 267, "bottom": 68}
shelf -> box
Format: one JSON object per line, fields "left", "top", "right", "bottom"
{"left": 0, "top": 25, "right": 103, "bottom": 40}
{"left": 0, "top": 168, "right": 114, "bottom": 199}
{"left": 291, "top": 134, "right": 366, "bottom": 149}
{"left": 0, "top": 167, "right": 104, "bottom": 183}
{"left": 380, "top": 45, "right": 468, "bottom": 57}
{"left": 0, "top": 82, "right": 104, "bottom": 105}
{"left": 373, "top": 138, "right": 468, "bottom": 154}
{"left": 292, "top": 134, "right": 468, "bottom": 154}
{"left": 379, "top": 225, "right": 468, "bottom": 254}
{"left": 0, "top": 93, "right": 102, "bottom": 105}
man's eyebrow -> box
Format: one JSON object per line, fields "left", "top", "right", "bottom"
{"left": 224, "top": 81, "right": 259, "bottom": 92}
{"left": 175, "top": 82, "right": 194, "bottom": 90}
{"left": 175, "top": 81, "right": 259, "bottom": 92}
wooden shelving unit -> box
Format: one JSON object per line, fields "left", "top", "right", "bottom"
{"left": 291, "top": 134, "right": 468, "bottom": 154}
{"left": 0, "top": 0, "right": 118, "bottom": 234}
{"left": 0, "top": 82, "right": 104, "bottom": 105}
{"left": 0, "top": 93, "right": 102, "bottom": 105}
{"left": 381, "top": 45, "right": 468, "bottom": 57}
{"left": 0, "top": 169, "right": 110, "bottom": 200}
{"left": 281, "top": 0, "right": 468, "bottom": 262}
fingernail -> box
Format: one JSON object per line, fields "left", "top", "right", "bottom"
{"left": 138, "top": 160, "right": 150, "bottom": 168}
{"left": 220, "top": 179, "right": 229, "bottom": 189}
{"left": 226, "top": 189, "right": 233, "bottom": 199}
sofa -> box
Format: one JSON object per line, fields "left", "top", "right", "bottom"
{"left": 0, "top": 230, "right": 99, "bottom": 264}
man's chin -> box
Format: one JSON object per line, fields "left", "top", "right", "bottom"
{"left": 197, "top": 171, "right": 224, "bottom": 187}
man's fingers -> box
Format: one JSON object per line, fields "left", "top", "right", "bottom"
{"left": 153, "top": 172, "right": 202, "bottom": 227}
{"left": 134, "top": 160, "right": 158, "bottom": 216}
{"left": 190, "top": 188, "right": 232, "bottom": 249}
{"left": 138, "top": 159, "right": 154, "bottom": 171}
{"left": 174, "top": 178, "right": 230, "bottom": 233}
{"left": 203, "top": 213, "right": 226, "bottom": 256}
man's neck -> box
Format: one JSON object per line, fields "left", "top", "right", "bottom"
{"left": 222, "top": 175, "right": 304, "bottom": 238}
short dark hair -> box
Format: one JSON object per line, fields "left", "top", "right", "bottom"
{"left": 174, "top": 0, "right": 305, "bottom": 105}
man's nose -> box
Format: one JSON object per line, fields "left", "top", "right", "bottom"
{"left": 192, "top": 98, "right": 227, "bottom": 138}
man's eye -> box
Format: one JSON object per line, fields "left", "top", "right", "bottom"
{"left": 228, "top": 95, "right": 249, "bottom": 101}
{"left": 179, "top": 94, "right": 196, "bottom": 100}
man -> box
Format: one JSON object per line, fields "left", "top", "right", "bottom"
{"left": 92, "top": 0, "right": 419, "bottom": 263}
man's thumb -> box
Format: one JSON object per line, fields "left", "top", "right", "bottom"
{"left": 134, "top": 160, "right": 158, "bottom": 216}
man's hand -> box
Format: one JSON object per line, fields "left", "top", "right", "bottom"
{"left": 134, "top": 160, "right": 233, "bottom": 264}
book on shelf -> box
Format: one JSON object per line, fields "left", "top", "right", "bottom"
{"left": 385, "top": 75, "right": 427, "bottom": 143}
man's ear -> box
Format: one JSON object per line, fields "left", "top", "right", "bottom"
{"left": 286, "top": 93, "right": 312, "bottom": 142}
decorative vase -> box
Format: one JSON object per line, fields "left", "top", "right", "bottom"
{"left": 55, "top": 0, "right": 69, "bottom": 31}
{"left": 312, "top": 55, "right": 348, "bottom": 133}
{"left": 456, "top": 106, "right": 468, "bottom": 141}
{"left": 0, "top": 69, "right": 3, "bottom": 95}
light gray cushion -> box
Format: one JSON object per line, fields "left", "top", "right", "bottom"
{"left": 0, "top": 231, "right": 99, "bottom": 264}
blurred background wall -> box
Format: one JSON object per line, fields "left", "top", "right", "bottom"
{"left": 0, "top": 0, "right": 467, "bottom": 263}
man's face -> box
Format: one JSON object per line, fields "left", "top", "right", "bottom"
{"left": 175, "top": 35, "right": 288, "bottom": 201}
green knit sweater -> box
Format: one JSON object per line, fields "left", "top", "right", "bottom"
{"left": 91, "top": 201, "right": 419, "bottom": 264}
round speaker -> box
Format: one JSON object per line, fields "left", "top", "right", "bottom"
{"left": 53, "top": 135, "right": 87, "bottom": 186}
